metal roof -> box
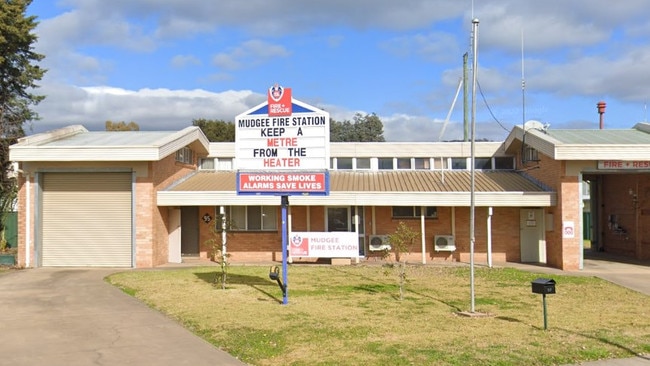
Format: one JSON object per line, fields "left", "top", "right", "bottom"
{"left": 35, "top": 131, "right": 175, "bottom": 147}
{"left": 158, "top": 170, "right": 555, "bottom": 207}
{"left": 10, "top": 125, "right": 210, "bottom": 162}
{"left": 504, "top": 123, "right": 650, "bottom": 160}
{"left": 545, "top": 129, "right": 650, "bottom": 145}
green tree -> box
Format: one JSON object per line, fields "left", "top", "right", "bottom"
{"left": 105, "top": 120, "right": 140, "bottom": 131}
{"left": 0, "top": 0, "right": 45, "bottom": 234}
{"left": 330, "top": 113, "right": 385, "bottom": 142}
{"left": 193, "top": 118, "right": 235, "bottom": 142}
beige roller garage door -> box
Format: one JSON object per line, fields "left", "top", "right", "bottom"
{"left": 42, "top": 172, "right": 133, "bottom": 267}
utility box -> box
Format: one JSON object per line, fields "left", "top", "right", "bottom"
{"left": 531, "top": 278, "right": 556, "bottom": 295}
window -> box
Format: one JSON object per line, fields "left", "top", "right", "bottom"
{"left": 175, "top": 147, "right": 194, "bottom": 164}
{"left": 433, "top": 158, "right": 447, "bottom": 170}
{"left": 451, "top": 158, "right": 467, "bottom": 170}
{"left": 337, "top": 157, "right": 353, "bottom": 170}
{"left": 356, "top": 158, "right": 371, "bottom": 170}
{"left": 414, "top": 158, "right": 430, "bottom": 170}
{"left": 378, "top": 158, "right": 394, "bottom": 170}
{"left": 199, "top": 158, "right": 214, "bottom": 170}
{"left": 524, "top": 147, "right": 539, "bottom": 162}
{"left": 217, "top": 158, "right": 233, "bottom": 170}
{"left": 494, "top": 157, "right": 514, "bottom": 170}
{"left": 392, "top": 206, "right": 438, "bottom": 218}
{"left": 327, "top": 207, "right": 349, "bottom": 232}
{"left": 229, "top": 206, "right": 277, "bottom": 231}
{"left": 397, "top": 158, "right": 411, "bottom": 170}
{"left": 474, "top": 158, "right": 491, "bottom": 170}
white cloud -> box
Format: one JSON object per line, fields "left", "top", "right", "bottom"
{"left": 32, "top": 84, "right": 264, "bottom": 132}
{"left": 380, "top": 32, "right": 460, "bottom": 63}
{"left": 171, "top": 54, "right": 201, "bottom": 68}
{"left": 212, "top": 40, "right": 290, "bottom": 70}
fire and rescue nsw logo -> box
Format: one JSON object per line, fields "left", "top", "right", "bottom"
{"left": 268, "top": 83, "right": 292, "bottom": 116}
{"left": 290, "top": 234, "right": 309, "bottom": 256}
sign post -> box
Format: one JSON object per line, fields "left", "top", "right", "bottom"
{"left": 235, "top": 85, "right": 330, "bottom": 305}
{"left": 281, "top": 195, "right": 289, "bottom": 304}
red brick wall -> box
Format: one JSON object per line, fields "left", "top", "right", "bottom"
{"left": 520, "top": 154, "right": 581, "bottom": 270}
{"left": 143, "top": 154, "right": 197, "bottom": 267}
{"left": 197, "top": 208, "right": 283, "bottom": 262}
{"left": 15, "top": 176, "right": 29, "bottom": 267}
{"left": 199, "top": 204, "right": 521, "bottom": 265}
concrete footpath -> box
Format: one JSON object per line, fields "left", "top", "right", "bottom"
{"left": 0, "top": 268, "right": 246, "bottom": 366}
{"left": 509, "top": 254, "right": 650, "bottom": 366}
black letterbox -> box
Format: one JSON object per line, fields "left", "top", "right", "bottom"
{"left": 531, "top": 278, "right": 556, "bottom": 294}
{"left": 269, "top": 266, "right": 280, "bottom": 281}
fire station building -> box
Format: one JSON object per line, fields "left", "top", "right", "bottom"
{"left": 9, "top": 101, "right": 650, "bottom": 271}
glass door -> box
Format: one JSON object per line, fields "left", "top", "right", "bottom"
{"left": 327, "top": 207, "right": 349, "bottom": 232}
{"left": 326, "top": 206, "right": 366, "bottom": 256}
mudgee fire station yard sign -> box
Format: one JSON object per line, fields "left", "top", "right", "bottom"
{"left": 235, "top": 85, "right": 330, "bottom": 195}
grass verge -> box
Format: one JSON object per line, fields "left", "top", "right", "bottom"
{"left": 107, "top": 265, "right": 650, "bottom": 366}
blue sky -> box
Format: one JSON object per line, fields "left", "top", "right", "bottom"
{"left": 26, "top": 0, "right": 650, "bottom": 141}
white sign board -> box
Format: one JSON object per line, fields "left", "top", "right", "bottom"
{"left": 235, "top": 91, "right": 330, "bottom": 171}
{"left": 289, "top": 232, "right": 359, "bottom": 258}
{"left": 563, "top": 221, "right": 575, "bottom": 238}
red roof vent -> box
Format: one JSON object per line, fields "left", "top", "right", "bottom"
{"left": 597, "top": 101, "right": 606, "bottom": 129}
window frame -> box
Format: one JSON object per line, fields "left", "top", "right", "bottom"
{"left": 391, "top": 206, "right": 438, "bottom": 219}
{"left": 227, "top": 206, "right": 278, "bottom": 231}
{"left": 378, "top": 158, "right": 394, "bottom": 170}
{"left": 175, "top": 146, "right": 194, "bottom": 165}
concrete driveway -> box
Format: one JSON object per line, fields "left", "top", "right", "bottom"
{"left": 0, "top": 268, "right": 246, "bottom": 366}
{"left": 508, "top": 252, "right": 650, "bottom": 296}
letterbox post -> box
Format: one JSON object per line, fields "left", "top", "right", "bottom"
{"left": 542, "top": 293, "right": 548, "bottom": 330}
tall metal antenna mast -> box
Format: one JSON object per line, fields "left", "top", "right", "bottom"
{"left": 521, "top": 27, "right": 526, "bottom": 127}
{"left": 469, "top": 17, "right": 479, "bottom": 314}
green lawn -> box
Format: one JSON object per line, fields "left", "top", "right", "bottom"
{"left": 107, "top": 264, "right": 650, "bottom": 366}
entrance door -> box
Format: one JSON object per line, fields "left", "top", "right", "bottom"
{"left": 327, "top": 207, "right": 349, "bottom": 232}
{"left": 520, "top": 209, "right": 546, "bottom": 263}
{"left": 327, "top": 206, "right": 366, "bottom": 256}
{"left": 352, "top": 206, "right": 365, "bottom": 257}
{"left": 181, "top": 206, "right": 199, "bottom": 256}
{"left": 168, "top": 208, "right": 181, "bottom": 263}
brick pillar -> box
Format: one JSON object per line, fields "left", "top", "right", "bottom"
{"left": 558, "top": 176, "right": 582, "bottom": 270}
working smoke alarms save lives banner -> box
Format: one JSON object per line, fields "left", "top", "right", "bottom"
{"left": 237, "top": 171, "right": 329, "bottom": 195}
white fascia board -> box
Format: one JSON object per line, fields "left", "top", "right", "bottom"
{"left": 209, "top": 142, "right": 235, "bottom": 157}
{"left": 157, "top": 191, "right": 556, "bottom": 207}
{"left": 330, "top": 142, "right": 506, "bottom": 158}
{"left": 504, "top": 126, "right": 559, "bottom": 159}
{"left": 156, "top": 127, "right": 210, "bottom": 159}
{"left": 10, "top": 146, "right": 162, "bottom": 161}
{"left": 521, "top": 130, "right": 558, "bottom": 159}
{"left": 554, "top": 145, "right": 650, "bottom": 160}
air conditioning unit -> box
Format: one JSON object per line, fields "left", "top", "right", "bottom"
{"left": 368, "top": 235, "right": 391, "bottom": 251}
{"left": 434, "top": 235, "right": 456, "bottom": 252}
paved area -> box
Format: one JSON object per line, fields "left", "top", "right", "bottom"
{"left": 0, "top": 268, "right": 246, "bottom": 366}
